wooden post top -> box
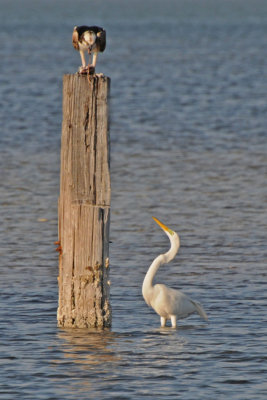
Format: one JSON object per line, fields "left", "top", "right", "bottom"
{"left": 63, "top": 72, "right": 110, "bottom": 80}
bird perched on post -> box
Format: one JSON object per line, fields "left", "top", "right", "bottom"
{"left": 72, "top": 25, "right": 106, "bottom": 74}
{"left": 142, "top": 217, "right": 208, "bottom": 328}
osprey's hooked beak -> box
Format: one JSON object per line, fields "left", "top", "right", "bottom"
{"left": 152, "top": 217, "right": 175, "bottom": 236}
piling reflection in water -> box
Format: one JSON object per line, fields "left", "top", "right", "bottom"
{"left": 51, "top": 329, "right": 121, "bottom": 396}
{"left": 57, "top": 329, "right": 120, "bottom": 367}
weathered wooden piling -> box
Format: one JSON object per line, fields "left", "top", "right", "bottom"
{"left": 57, "top": 73, "right": 111, "bottom": 328}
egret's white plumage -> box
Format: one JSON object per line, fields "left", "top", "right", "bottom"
{"left": 142, "top": 217, "right": 208, "bottom": 328}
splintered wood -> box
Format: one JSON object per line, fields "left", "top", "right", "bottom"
{"left": 57, "top": 74, "right": 111, "bottom": 328}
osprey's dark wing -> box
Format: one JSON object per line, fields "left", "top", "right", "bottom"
{"left": 96, "top": 29, "right": 106, "bottom": 52}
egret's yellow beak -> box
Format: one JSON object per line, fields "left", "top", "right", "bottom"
{"left": 152, "top": 217, "right": 175, "bottom": 235}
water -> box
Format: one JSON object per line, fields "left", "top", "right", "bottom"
{"left": 0, "top": 0, "right": 267, "bottom": 398}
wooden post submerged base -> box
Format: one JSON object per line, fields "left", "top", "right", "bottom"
{"left": 57, "top": 73, "right": 111, "bottom": 328}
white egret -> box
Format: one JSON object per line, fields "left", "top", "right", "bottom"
{"left": 142, "top": 217, "right": 208, "bottom": 328}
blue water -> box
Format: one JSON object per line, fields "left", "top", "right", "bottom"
{"left": 0, "top": 0, "right": 267, "bottom": 398}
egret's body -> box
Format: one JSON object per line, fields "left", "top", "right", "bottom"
{"left": 142, "top": 218, "right": 208, "bottom": 328}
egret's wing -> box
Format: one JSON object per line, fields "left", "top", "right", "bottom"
{"left": 155, "top": 285, "right": 207, "bottom": 320}
{"left": 190, "top": 299, "right": 208, "bottom": 320}
{"left": 165, "top": 287, "right": 197, "bottom": 318}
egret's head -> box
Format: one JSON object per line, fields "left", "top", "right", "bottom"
{"left": 152, "top": 217, "right": 180, "bottom": 247}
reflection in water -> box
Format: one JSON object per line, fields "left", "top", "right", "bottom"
{"left": 52, "top": 329, "right": 121, "bottom": 396}
{"left": 143, "top": 328, "right": 189, "bottom": 351}
{"left": 55, "top": 327, "right": 190, "bottom": 394}
{"left": 57, "top": 328, "right": 121, "bottom": 367}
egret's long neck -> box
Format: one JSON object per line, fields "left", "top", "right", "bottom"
{"left": 142, "top": 233, "right": 180, "bottom": 304}
{"left": 142, "top": 254, "right": 164, "bottom": 294}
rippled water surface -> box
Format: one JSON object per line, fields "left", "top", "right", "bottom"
{"left": 0, "top": 0, "right": 267, "bottom": 398}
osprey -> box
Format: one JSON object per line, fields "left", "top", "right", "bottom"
{"left": 72, "top": 25, "right": 106, "bottom": 74}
